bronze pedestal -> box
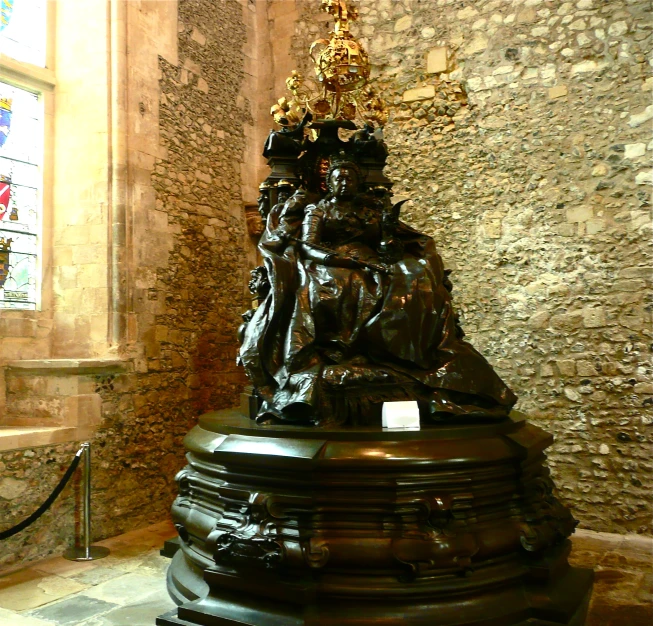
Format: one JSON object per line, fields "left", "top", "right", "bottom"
{"left": 157, "top": 409, "right": 593, "bottom": 626}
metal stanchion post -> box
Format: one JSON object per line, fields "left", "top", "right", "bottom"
{"left": 64, "top": 442, "right": 110, "bottom": 561}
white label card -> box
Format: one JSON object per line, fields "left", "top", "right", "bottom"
{"left": 382, "top": 400, "right": 420, "bottom": 430}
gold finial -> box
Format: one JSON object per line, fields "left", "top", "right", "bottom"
{"left": 320, "top": 0, "right": 359, "bottom": 35}
{"left": 269, "top": 0, "right": 387, "bottom": 129}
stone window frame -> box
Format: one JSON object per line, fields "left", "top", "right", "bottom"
{"left": 0, "top": 3, "right": 132, "bottom": 451}
{"left": 0, "top": 2, "right": 56, "bottom": 313}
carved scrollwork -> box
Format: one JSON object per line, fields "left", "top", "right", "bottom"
{"left": 519, "top": 475, "right": 578, "bottom": 553}
{"left": 303, "top": 538, "right": 330, "bottom": 569}
{"left": 175, "top": 469, "right": 191, "bottom": 497}
{"left": 392, "top": 532, "right": 479, "bottom": 582}
{"left": 175, "top": 523, "right": 192, "bottom": 546}
{"left": 426, "top": 493, "right": 476, "bottom": 531}
{"left": 212, "top": 530, "right": 285, "bottom": 570}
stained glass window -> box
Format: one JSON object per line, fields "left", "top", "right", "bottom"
{"left": 0, "top": 0, "right": 48, "bottom": 67}
{"left": 0, "top": 81, "right": 42, "bottom": 309}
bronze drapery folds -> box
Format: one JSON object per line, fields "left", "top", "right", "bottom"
{"left": 239, "top": 1, "right": 517, "bottom": 427}
{"left": 239, "top": 121, "right": 517, "bottom": 426}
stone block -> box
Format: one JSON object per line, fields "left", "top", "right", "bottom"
{"left": 182, "top": 57, "right": 201, "bottom": 74}
{"left": 627, "top": 105, "right": 653, "bottom": 128}
{"left": 557, "top": 223, "right": 576, "bottom": 237}
{"left": 196, "top": 77, "right": 209, "bottom": 93}
{"left": 566, "top": 205, "right": 593, "bottom": 222}
{"left": 0, "top": 477, "right": 28, "bottom": 500}
{"left": 568, "top": 19, "right": 587, "bottom": 31}
{"left": 0, "top": 337, "right": 50, "bottom": 360}
{"left": 427, "top": 47, "right": 448, "bottom": 74}
{"left": 583, "top": 307, "right": 606, "bottom": 328}
{"left": 56, "top": 265, "right": 78, "bottom": 290}
{"left": 608, "top": 20, "right": 628, "bottom": 37}
{"left": 458, "top": 6, "right": 479, "bottom": 20}
{"left": 548, "top": 85, "right": 568, "bottom": 99}
{"left": 45, "top": 376, "right": 79, "bottom": 396}
{"left": 76, "top": 264, "right": 105, "bottom": 289}
{"left": 7, "top": 373, "right": 46, "bottom": 395}
{"left": 591, "top": 163, "right": 609, "bottom": 177}
{"left": 564, "top": 387, "right": 582, "bottom": 402}
{"left": 550, "top": 311, "right": 584, "bottom": 330}
{"left": 517, "top": 7, "right": 536, "bottom": 23}
{"left": 0, "top": 317, "right": 38, "bottom": 338}
{"left": 618, "top": 266, "right": 652, "bottom": 279}
{"left": 614, "top": 279, "right": 645, "bottom": 292}
{"left": 402, "top": 85, "right": 435, "bottom": 102}
{"left": 483, "top": 218, "right": 502, "bottom": 239}
{"left": 465, "top": 34, "right": 488, "bottom": 55}
{"left": 557, "top": 360, "right": 576, "bottom": 376}
{"left": 624, "top": 143, "right": 646, "bottom": 159}
{"left": 527, "top": 311, "right": 550, "bottom": 329}
{"left": 586, "top": 219, "right": 605, "bottom": 235}
{"left": 577, "top": 360, "right": 599, "bottom": 377}
{"left": 571, "top": 60, "right": 608, "bottom": 75}
{"left": 71, "top": 245, "right": 104, "bottom": 266}
{"left": 55, "top": 225, "right": 90, "bottom": 246}
{"left": 65, "top": 393, "right": 102, "bottom": 427}
{"left": 394, "top": 15, "right": 412, "bottom": 32}
{"left": 190, "top": 27, "right": 206, "bottom": 45}
{"left": 89, "top": 314, "right": 107, "bottom": 343}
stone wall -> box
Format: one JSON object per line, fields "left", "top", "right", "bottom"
{"left": 286, "top": 0, "right": 652, "bottom": 534}
{"left": 0, "top": 0, "right": 254, "bottom": 571}
{"left": 148, "top": 0, "right": 251, "bottom": 413}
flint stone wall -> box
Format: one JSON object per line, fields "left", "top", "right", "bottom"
{"left": 287, "top": 0, "right": 652, "bottom": 534}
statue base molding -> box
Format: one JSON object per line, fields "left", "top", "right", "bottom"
{"left": 158, "top": 409, "right": 593, "bottom": 626}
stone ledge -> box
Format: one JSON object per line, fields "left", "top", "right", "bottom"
{"left": 0, "top": 426, "right": 96, "bottom": 452}
{"left": 4, "top": 359, "right": 131, "bottom": 376}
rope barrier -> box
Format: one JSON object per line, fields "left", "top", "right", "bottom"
{"left": 0, "top": 444, "right": 85, "bottom": 541}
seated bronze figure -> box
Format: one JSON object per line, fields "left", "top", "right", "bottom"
{"left": 239, "top": 130, "right": 516, "bottom": 426}
{"left": 161, "top": 5, "right": 593, "bottom": 623}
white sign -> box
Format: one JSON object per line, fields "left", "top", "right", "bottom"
{"left": 382, "top": 400, "right": 420, "bottom": 430}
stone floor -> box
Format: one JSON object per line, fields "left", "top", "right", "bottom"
{"left": 0, "top": 522, "right": 177, "bottom": 626}
{"left": 0, "top": 522, "right": 650, "bottom": 625}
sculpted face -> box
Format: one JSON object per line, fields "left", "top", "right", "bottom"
{"left": 330, "top": 167, "right": 359, "bottom": 198}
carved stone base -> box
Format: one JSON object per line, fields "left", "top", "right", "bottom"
{"left": 157, "top": 409, "right": 593, "bottom": 626}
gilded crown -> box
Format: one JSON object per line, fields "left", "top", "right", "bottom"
{"left": 270, "top": 0, "right": 387, "bottom": 129}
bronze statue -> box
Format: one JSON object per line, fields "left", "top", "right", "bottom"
{"left": 256, "top": 181, "right": 271, "bottom": 220}
{"left": 160, "top": 3, "right": 593, "bottom": 625}
{"left": 239, "top": 141, "right": 516, "bottom": 425}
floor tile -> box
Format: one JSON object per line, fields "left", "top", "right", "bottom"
{"left": 34, "top": 558, "right": 99, "bottom": 579}
{"left": 0, "top": 569, "right": 87, "bottom": 612}
{"left": 78, "top": 589, "right": 176, "bottom": 626}
{"left": 27, "top": 596, "right": 117, "bottom": 626}
{"left": 132, "top": 553, "right": 173, "bottom": 577}
{"left": 68, "top": 565, "right": 127, "bottom": 587}
{"left": 0, "top": 606, "right": 56, "bottom": 626}
{"left": 82, "top": 572, "right": 167, "bottom": 606}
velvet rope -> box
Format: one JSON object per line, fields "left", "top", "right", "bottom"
{"left": 0, "top": 444, "right": 84, "bottom": 540}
